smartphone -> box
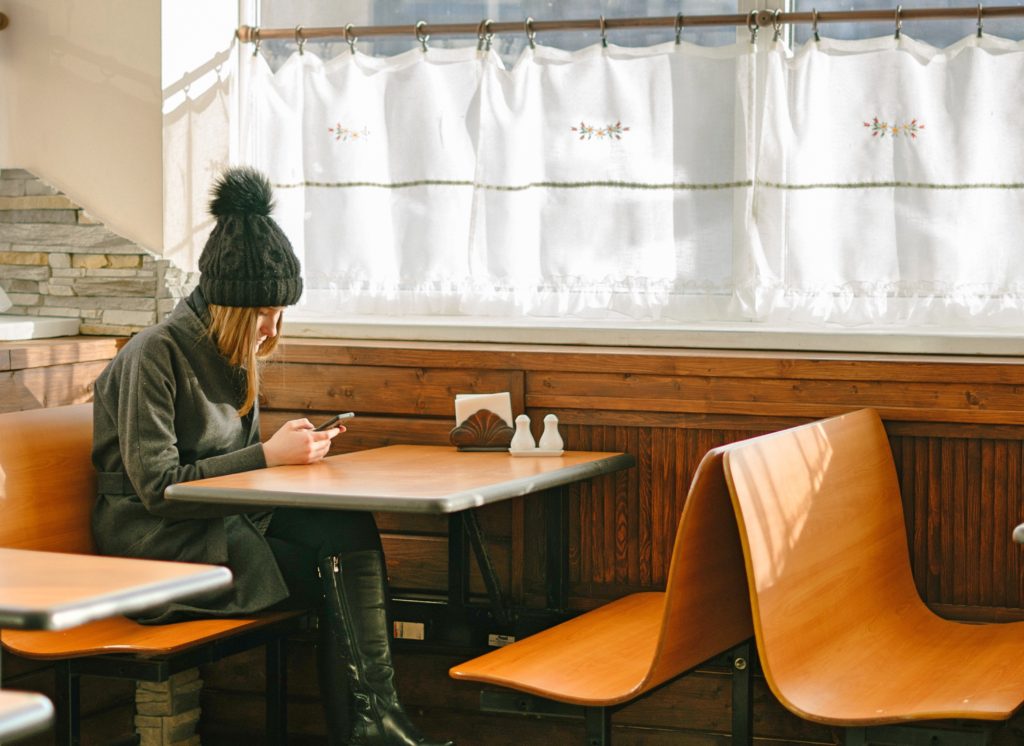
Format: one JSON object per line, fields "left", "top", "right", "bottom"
{"left": 313, "top": 412, "right": 355, "bottom": 432}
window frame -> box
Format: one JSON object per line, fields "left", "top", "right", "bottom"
{"left": 246, "top": 0, "right": 1024, "bottom": 356}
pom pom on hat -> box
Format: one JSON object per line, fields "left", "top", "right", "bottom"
{"left": 198, "top": 166, "right": 302, "bottom": 308}
{"left": 209, "top": 166, "right": 274, "bottom": 218}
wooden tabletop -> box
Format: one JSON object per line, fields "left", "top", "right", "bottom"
{"left": 166, "top": 445, "right": 635, "bottom": 514}
{"left": 0, "top": 690, "right": 54, "bottom": 742}
{"left": 0, "top": 548, "right": 232, "bottom": 631}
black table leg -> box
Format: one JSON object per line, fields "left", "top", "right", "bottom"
{"left": 448, "top": 513, "right": 470, "bottom": 607}
{"left": 463, "top": 511, "right": 510, "bottom": 626}
{"left": 545, "top": 486, "right": 570, "bottom": 611}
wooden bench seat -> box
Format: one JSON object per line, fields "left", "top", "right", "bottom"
{"left": 2, "top": 612, "right": 299, "bottom": 659}
{"left": 722, "top": 408, "right": 1024, "bottom": 745}
{"left": 0, "top": 403, "right": 303, "bottom": 746}
{"left": 450, "top": 448, "right": 755, "bottom": 745}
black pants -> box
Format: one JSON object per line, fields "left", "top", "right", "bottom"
{"left": 264, "top": 507, "right": 382, "bottom": 611}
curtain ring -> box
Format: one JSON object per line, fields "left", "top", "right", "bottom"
{"left": 599, "top": 15, "right": 608, "bottom": 48}
{"left": 525, "top": 16, "right": 537, "bottom": 50}
{"left": 894, "top": 5, "right": 902, "bottom": 39}
{"left": 415, "top": 20, "right": 429, "bottom": 53}
{"left": 977, "top": 3, "right": 984, "bottom": 37}
{"left": 345, "top": 24, "right": 358, "bottom": 54}
{"left": 252, "top": 26, "right": 261, "bottom": 57}
{"left": 477, "top": 18, "right": 494, "bottom": 52}
{"left": 772, "top": 9, "right": 783, "bottom": 42}
{"left": 674, "top": 13, "right": 684, "bottom": 45}
{"left": 811, "top": 8, "right": 821, "bottom": 42}
{"left": 294, "top": 26, "right": 305, "bottom": 55}
{"left": 747, "top": 10, "right": 759, "bottom": 44}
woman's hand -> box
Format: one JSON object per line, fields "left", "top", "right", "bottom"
{"left": 263, "top": 418, "right": 344, "bottom": 467}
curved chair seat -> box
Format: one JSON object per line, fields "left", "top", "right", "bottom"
{"left": 723, "top": 408, "right": 1024, "bottom": 727}
{"left": 2, "top": 610, "right": 303, "bottom": 659}
{"left": 451, "top": 449, "right": 755, "bottom": 743}
{"left": 451, "top": 592, "right": 664, "bottom": 706}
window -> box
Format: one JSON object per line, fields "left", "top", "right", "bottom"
{"left": 243, "top": 1, "right": 1024, "bottom": 352}
{"left": 791, "top": 0, "right": 1024, "bottom": 45}
{"left": 257, "top": 1, "right": 743, "bottom": 71}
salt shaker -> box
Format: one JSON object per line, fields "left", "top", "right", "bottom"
{"left": 538, "top": 414, "right": 564, "bottom": 452}
{"left": 510, "top": 414, "right": 537, "bottom": 451}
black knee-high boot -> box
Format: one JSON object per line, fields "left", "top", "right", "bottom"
{"left": 317, "top": 605, "right": 352, "bottom": 745}
{"left": 318, "top": 550, "right": 454, "bottom": 746}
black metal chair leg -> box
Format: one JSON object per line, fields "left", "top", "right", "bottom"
{"left": 53, "top": 660, "right": 81, "bottom": 746}
{"left": 584, "top": 706, "right": 610, "bottom": 746}
{"left": 265, "top": 637, "right": 287, "bottom": 745}
{"left": 731, "top": 639, "right": 754, "bottom": 746}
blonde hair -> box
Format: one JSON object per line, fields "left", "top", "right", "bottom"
{"left": 207, "top": 303, "right": 282, "bottom": 416}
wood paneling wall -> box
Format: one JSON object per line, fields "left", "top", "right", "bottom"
{"left": 260, "top": 340, "right": 1024, "bottom": 620}
{"left": 5, "top": 336, "right": 1024, "bottom": 744}
{"left": 0, "top": 337, "right": 119, "bottom": 414}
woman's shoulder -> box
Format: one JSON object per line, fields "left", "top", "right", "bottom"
{"left": 122, "top": 300, "right": 205, "bottom": 356}
{"left": 94, "top": 317, "right": 178, "bottom": 395}
{"left": 119, "top": 318, "right": 179, "bottom": 358}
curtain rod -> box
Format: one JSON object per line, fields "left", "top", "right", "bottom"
{"left": 237, "top": 5, "right": 1024, "bottom": 44}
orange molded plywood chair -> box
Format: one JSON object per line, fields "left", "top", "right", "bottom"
{"left": 0, "top": 404, "right": 302, "bottom": 745}
{"left": 722, "top": 408, "right": 1024, "bottom": 744}
{"left": 450, "top": 448, "right": 755, "bottom": 744}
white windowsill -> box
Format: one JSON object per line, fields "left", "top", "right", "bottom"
{"left": 282, "top": 315, "right": 1024, "bottom": 358}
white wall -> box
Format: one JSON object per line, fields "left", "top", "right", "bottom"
{"left": 0, "top": 0, "right": 163, "bottom": 252}
{"left": 161, "top": 1, "right": 238, "bottom": 271}
{"left": 0, "top": 0, "right": 239, "bottom": 269}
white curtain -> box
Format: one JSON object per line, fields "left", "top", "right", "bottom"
{"left": 240, "top": 32, "right": 1024, "bottom": 327}
{"left": 752, "top": 34, "right": 1024, "bottom": 326}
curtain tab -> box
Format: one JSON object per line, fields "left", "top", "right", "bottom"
{"left": 415, "top": 20, "right": 430, "bottom": 53}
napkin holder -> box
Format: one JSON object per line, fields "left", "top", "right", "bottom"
{"left": 449, "top": 409, "right": 514, "bottom": 451}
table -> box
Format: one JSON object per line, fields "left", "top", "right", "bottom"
{"left": 0, "top": 547, "right": 232, "bottom": 631}
{"left": 0, "top": 690, "right": 53, "bottom": 743}
{"left": 166, "top": 445, "right": 635, "bottom": 648}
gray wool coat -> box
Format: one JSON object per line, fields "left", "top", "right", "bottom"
{"left": 91, "top": 288, "right": 289, "bottom": 623}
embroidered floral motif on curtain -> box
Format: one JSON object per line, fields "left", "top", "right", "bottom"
{"left": 863, "top": 117, "right": 925, "bottom": 139}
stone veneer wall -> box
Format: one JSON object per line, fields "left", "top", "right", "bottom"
{"left": 0, "top": 169, "right": 198, "bottom": 336}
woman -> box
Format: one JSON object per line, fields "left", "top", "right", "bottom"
{"left": 91, "top": 167, "right": 452, "bottom": 746}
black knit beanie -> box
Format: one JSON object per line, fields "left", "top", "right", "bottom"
{"left": 198, "top": 167, "right": 303, "bottom": 307}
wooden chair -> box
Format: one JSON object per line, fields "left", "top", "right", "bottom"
{"left": 0, "top": 403, "right": 303, "bottom": 746}
{"left": 450, "top": 448, "right": 755, "bottom": 745}
{"left": 722, "top": 408, "right": 1024, "bottom": 746}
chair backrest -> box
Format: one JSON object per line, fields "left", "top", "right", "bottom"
{"left": 0, "top": 404, "right": 96, "bottom": 553}
{"left": 721, "top": 409, "right": 922, "bottom": 705}
{"left": 645, "top": 447, "right": 753, "bottom": 688}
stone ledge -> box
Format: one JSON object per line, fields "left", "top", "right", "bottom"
{"left": 0, "top": 168, "right": 196, "bottom": 337}
{"left": 0, "top": 195, "right": 78, "bottom": 210}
